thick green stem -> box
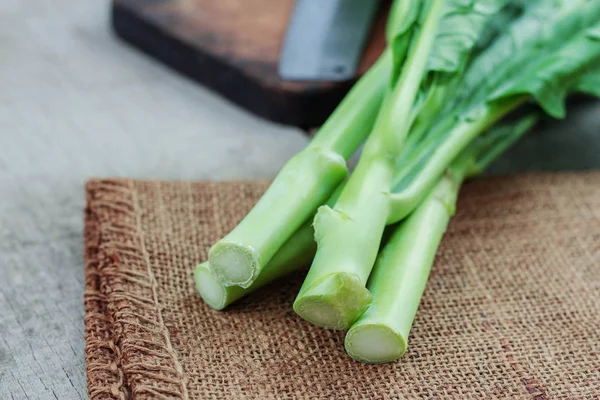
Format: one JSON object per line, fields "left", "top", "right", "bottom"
{"left": 208, "top": 148, "right": 346, "bottom": 288}
{"left": 345, "top": 166, "right": 466, "bottom": 364}
{"left": 208, "top": 53, "right": 390, "bottom": 288}
{"left": 293, "top": 0, "right": 446, "bottom": 329}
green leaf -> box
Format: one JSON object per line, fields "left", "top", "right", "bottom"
{"left": 426, "top": 0, "right": 509, "bottom": 74}
{"left": 459, "top": 0, "right": 568, "bottom": 103}
{"left": 488, "top": 22, "right": 600, "bottom": 118}
{"left": 472, "top": 1, "right": 523, "bottom": 51}
{"left": 406, "top": 0, "right": 514, "bottom": 142}
{"left": 453, "top": 0, "right": 600, "bottom": 117}
{"left": 574, "top": 28, "right": 600, "bottom": 98}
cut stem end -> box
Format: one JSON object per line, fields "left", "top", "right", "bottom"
{"left": 293, "top": 273, "right": 372, "bottom": 330}
{"left": 345, "top": 323, "right": 407, "bottom": 364}
{"left": 208, "top": 242, "right": 259, "bottom": 288}
{"left": 194, "top": 265, "right": 227, "bottom": 310}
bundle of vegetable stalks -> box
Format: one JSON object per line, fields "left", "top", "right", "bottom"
{"left": 195, "top": 0, "right": 600, "bottom": 364}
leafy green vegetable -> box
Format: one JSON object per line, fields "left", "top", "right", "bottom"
{"left": 388, "top": 2, "right": 600, "bottom": 224}
{"left": 195, "top": 0, "right": 600, "bottom": 365}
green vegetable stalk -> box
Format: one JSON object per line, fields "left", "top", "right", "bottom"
{"left": 207, "top": 53, "right": 390, "bottom": 288}
{"left": 293, "top": 0, "right": 514, "bottom": 330}
{"left": 293, "top": 0, "right": 446, "bottom": 330}
{"left": 345, "top": 166, "right": 464, "bottom": 364}
{"left": 206, "top": 0, "right": 439, "bottom": 289}
{"left": 345, "top": 115, "right": 538, "bottom": 363}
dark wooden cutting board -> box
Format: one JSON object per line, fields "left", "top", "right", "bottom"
{"left": 111, "top": 0, "right": 388, "bottom": 128}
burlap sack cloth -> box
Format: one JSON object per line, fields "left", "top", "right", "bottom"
{"left": 84, "top": 173, "right": 600, "bottom": 399}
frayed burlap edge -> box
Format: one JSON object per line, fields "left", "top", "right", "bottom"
{"left": 84, "top": 179, "right": 188, "bottom": 399}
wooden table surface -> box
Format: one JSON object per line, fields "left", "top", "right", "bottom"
{"left": 1, "top": 0, "right": 600, "bottom": 399}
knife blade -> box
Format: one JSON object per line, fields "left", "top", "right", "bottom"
{"left": 279, "top": 0, "right": 381, "bottom": 82}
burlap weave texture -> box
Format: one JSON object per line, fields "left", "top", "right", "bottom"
{"left": 84, "top": 173, "right": 600, "bottom": 399}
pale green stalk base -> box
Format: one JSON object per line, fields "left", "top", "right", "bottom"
{"left": 293, "top": 272, "right": 372, "bottom": 330}
{"left": 345, "top": 323, "right": 407, "bottom": 364}
{"left": 197, "top": 220, "right": 317, "bottom": 310}
{"left": 208, "top": 242, "right": 260, "bottom": 287}
{"left": 194, "top": 265, "right": 230, "bottom": 310}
